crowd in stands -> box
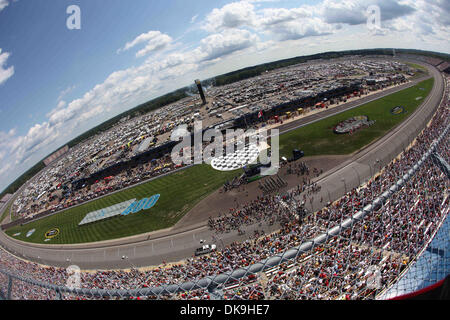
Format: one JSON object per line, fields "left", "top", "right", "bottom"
{"left": 0, "top": 75, "right": 448, "bottom": 300}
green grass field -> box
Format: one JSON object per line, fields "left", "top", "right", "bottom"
{"left": 278, "top": 78, "right": 434, "bottom": 158}
{"left": 6, "top": 165, "right": 240, "bottom": 244}
{"left": 5, "top": 78, "right": 434, "bottom": 244}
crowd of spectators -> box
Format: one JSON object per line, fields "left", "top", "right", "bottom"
{"left": 0, "top": 75, "right": 448, "bottom": 301}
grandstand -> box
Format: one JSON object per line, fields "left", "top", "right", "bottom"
{"left": 43, "top": 145, "right": 70, "bottom": 166}
{"left": 399, "top": 54, "right": 449, "bottom": 71}
{"left": 437, "top": 62, "right": 450, "bottom": 74}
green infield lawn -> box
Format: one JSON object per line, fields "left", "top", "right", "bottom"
{"left": 6, "top": 165, "right": 240, "bottom": 244}
{"left": 278, "top": 78, "right": 434, "bottom": 158}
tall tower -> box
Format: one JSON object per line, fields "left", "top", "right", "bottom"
{"left": 195, "top": 79, "right": 207, "bottom": 105}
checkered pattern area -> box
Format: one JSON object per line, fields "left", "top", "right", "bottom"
{"left": 211, "top": 145, "right": 260, "bottom": 171}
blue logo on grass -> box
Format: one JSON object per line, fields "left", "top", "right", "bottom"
{"left": 121, "top": 194, "right": 160, "bottom": 216}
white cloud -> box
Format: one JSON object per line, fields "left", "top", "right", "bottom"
{"left": 0, "top": 162, "right": 12, "bottom": 178}
{"left": 376, "top": 0, "right": 450, "bottom": 41}
{"left": 200, "top": 0, "right": 449, "bottom": 46}
{"left": 56, "top": 100, "right": 66, "bottom": 109}
{"left": 118, "top": 30, "right": 173, "bottom": 58}
{"left": 0, "top": 48, "right": 14, "bottom": 85}
{"left": 257, "top": 7, "right": 312, "bottom": 26}
{"left": 46, "top": 90, "right": 71, "bottom": 118}
{"left": 7, "top": 122, "right": 58, "bottom": 166}
{"left": 202, "top": 2, "right": 335, "bottom": 42}
{"left": 44, "top": 49, "right": 200, "bottom": 135}
{"left": 427, "top": 0, "right": 450, "bottom": 26}
{"left": 256, "top": 7, "right": 334, "bottom": 40}
{"left": 0, "top": 0, "right": 9, "bottom": 12}
{"left": 191, "top": 14, "right": 199, "bottom": 24}
{"left": 57, "top": 85, "right": 76, "bottom": 102}
{"left": 268, "top": 19, "right": 334, "bottom": 40}
{"left": 197, "top": 29, "right": 260, "bottom": 62}
{"left": 320, "top": 0, "right": 416, "bottom": 25}
{"left": 0, "top": 128, "right": 16, "bottom": 151}
{"left": 204, "top": 1, "right": 257, "bottom": 32}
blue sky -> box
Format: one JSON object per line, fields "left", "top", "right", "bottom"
{"left": 0, "top": 0, "right": 449, "bottom": 192}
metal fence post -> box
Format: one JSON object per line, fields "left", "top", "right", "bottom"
{"left": 352, "top": 167, "right": 361, "bottom": 185}
{"left": 55, "top": 288, "right": 63, "bottom": 300}
{"left": 7, "top": 275, "right": 12, "bottom": 300}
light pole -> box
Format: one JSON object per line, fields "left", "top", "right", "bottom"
{"left": 214, "top": 234, "right": 225, "bottom": 249}
{"left": 341, "top": 178, "right": 347, "bottom": 194}
{"left": 352, "top": 167, "right": 361, "bottom": 186}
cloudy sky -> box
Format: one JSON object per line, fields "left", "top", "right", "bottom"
{"left": 0, "top": 0, "right": 449, "bottom": 192}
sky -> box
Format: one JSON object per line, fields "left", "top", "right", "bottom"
{"left": 0, "top": 0, "right": 449, "bottom": 192}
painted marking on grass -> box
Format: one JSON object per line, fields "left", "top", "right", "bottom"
{"left": 121, "top": 194, "right": 160, "bottom": 216}
{"left": 26, "top": 229, "right": 35, "bottom": 238}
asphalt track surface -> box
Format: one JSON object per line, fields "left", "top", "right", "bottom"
{"left": 0, "top": 59, "right": 444, "bottom": 271}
